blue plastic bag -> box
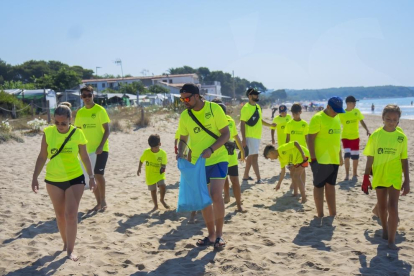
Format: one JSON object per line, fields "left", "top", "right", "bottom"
{"left": 177, "top": 157, "right": 212, "bottom": 212}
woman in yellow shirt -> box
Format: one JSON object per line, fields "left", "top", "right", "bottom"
{"left": 31, "top": 103, "right": 96, "bottom": 261}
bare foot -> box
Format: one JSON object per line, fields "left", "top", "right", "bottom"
{"left": 236, "top": 206, "right": 247, "bottom": 213}
{"left": 382, "top": 230, "right": 389, "bottom": 240}
{"left": 88, "top": 204, "right": 101, "bottom": 213}
{"left": 150, "top": 205, "right": 158, "bottom": 213}
{"left": 62, "top": 244, "right": 67, "bottom": 251}
{"left": 351, "top": 175, "right": 358, "bottom": 182}
{"left": 160, "top": 201, "right": 170, "bottom": 209}
{"left": 189, "top": 211, "right": 197, "bottom": 224}
{"left": 224, "top": 197, "right": 230, "bottom": 204}
{"left": 301, "top": 196, "right": 307, "bottom": 204}
{"left": 68, "top": 252, "right": 79, "bottom": 261}
{"left": 388, "top": 243, "right": 400, "bottom": 250}
{"left": 292, "top": 193, "right": 300, "bottom": 197}
{"left": 344, "top": 176, "right": 349, "bottom": 181}
{"left": 100, "top": 201, "right": 107, "bottom": 212}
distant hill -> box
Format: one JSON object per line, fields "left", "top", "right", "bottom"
{"left": 285, "top": 86, "right": 414, "bottom": 101}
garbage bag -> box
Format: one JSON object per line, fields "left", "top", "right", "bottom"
{"left": 177, "top": 157, "right": 212, "bottom": 212}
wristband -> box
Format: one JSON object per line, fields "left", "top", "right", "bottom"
{"left": 89, "top": 175, "right": 95, "bottom": 179}
{"left": 209, "top": 147, "right": 214, "bottom": 154}
{"left": 311, "top": 158, "right": 317, "bottom": 163}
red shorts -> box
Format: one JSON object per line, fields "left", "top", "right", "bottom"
{"left": 342, "top": 138, "right": 360, "bottom": 151}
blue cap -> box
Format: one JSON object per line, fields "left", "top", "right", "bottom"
{"left": 279, "top": 105, "right": 287, "bottom": 113}
{"left": 328, "top": 96, "right": 345, "bottom": 113}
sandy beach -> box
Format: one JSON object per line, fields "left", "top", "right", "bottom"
{"left": 0, "top": 107, "right": 413, "bottom": 276}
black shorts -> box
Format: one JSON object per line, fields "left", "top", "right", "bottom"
{"left": 95, "top": 151, "right": 109, "bottom": 175}
{"left": 45, "top": 174, "right": 86, "bottom": 191}
{"left": 310, "top": 162, "right": 339, "bottom": 188}
{"left": 228, "top": 165, "right": 239, "bottom": 177}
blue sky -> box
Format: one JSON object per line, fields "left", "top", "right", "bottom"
{"left": 1, "top": 0, "right": 414, "bottom": 89}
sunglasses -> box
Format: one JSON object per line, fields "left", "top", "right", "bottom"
{"left": 180, "top": 94, "right": 194, "bottom": 103}
{"left": 82, "top": 93, "right": 93, "bottom": 98}
{"left": 55, "top": 121, "right": 69, "bottom": 126}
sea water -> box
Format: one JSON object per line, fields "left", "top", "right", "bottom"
{"left": 355, "top": 97, "right": 414, "bottom": 120}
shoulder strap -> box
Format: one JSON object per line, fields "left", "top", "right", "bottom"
{"left": 50, "top": 127, "right": 77, "bottom": 160}
{"left": 187, "top": 109, "right": 219, "bottom": 140}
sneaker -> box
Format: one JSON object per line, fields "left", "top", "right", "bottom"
{"left": 256, "top": 179, "right": 264, "bottom": 184}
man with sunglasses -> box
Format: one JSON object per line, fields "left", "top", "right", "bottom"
{"left": 240, "top": 88, "right": 276, "bottom": 184}
{"left": 75, "top": 86, "right": 111, "bottom": 212}
{"left": 177, "top": 83, "right": 230, "bottom": 250}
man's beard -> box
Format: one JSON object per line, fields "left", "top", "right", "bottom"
{"left": 253, "top": 98, "right": 260, "bottom": 102}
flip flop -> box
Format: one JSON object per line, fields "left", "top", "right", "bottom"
{"left": 242, "top": 176, "right": 254, "bottom": 181}
{"left": 214, "top": 237, "right": 226, "bottom": 250}
{"left": 196, "top": 237, "right": 214, "bottom": 247}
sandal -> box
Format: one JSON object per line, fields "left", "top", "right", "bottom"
{"left": 196, "top": 237, "right": 214, "bottom": 247}
{"left": 214, "top": 237, "right": 226, "bottom": 250}
{"left": 242, "top": 176, "right": 254, "bottom": 181}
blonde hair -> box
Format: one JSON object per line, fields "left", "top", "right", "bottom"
{"left": 382, "top": 104, "right": 401, "bottom": 119}
{"left": 54, "top": 102, "right": 72, "bottom": 118}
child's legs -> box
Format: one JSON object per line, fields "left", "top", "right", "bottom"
{"left": 325, "top": 184, "right": 336, "bottom": 216}
{"left": 224, "top": 177, "right": 230, "bottom": 201}
{"left": 344, "top": 158, "right": 350, "bottom": 177}
{"left": 229, "top": 175, "right": 242, "bottom": 209}
{"left": 159, "top": 182, "right": 166, "bottom": 202}
{"left": 149, "top": 185, "right": 158, "bottom": 206}
{"left": 295, "top": 167, "right": 306, "bottom": 198}
{"left": 376, "top": 188, "right": 388, "bottom": 237}
{"left": 387, "top": 187, "right": 400, "bottom": 245}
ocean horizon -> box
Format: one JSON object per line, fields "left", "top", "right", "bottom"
{"left": 356, "top": 96, "right": 414, "bottom": 120}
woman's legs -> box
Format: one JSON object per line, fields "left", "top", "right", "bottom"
{"left": 46, "top": 184, "right": 67, "bottom": 250}
{"left": 64, "top": 184, "right": 84, "bottom": 260}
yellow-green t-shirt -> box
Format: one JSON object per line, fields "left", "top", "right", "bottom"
{"left": 272, "top": 114, "right": 292, "bottom": 146}
{"left": 309, "top": 111, "right": 341, "bottom": 164}
{"left": 284, "top": 119, "right": 309, "bottom": 148}
{"left": 277, "top": 141, "right": 310, "bottom": 168}
{"left": 240, "top": 103, "right": 262, "bottom": 139}
{"left": 227, "top": 115, "right": 239, "bottom": 167}
{"left": 339, "top": 108, "right": 364, "bottom": 140}
{"left": 178, "top": 101, "right": 229, "bottom": 166}
{"left": 44, "top": 125, "right": 87, "bottom": 182}
{"left": 363, "top": 128, "right": 408, "bottom": 189}
{"left": 140, "top": 148, "right": 167, "bottom": 185}
{"left": 75, "top": 104, "right": 110, "bottom": 153}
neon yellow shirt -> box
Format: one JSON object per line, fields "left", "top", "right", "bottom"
{"left": 178, "top": 101, "right": 229, "bottom": 166}
{"left": 277, "top": 141, "right": 310, "bottom": 168}
{"left": 339, "top": 108, "right": 364, "bottom": 140}
{"left": 284, "top": 119, "right": 308, "bottom": 148}
{"left": 363, "top": 128, "right": 408, "bottom": 189}
{"left": 272, "top": 114, "right": 292, "bottom": 146}
{"left": 227, "top": 115, "right": 239, "bottom": 167}
{"left": 75, "top": 104, "right": 110, "bottom": 153}
{"left": 140, "top": 148, "right": 167, "bottom": 185}
{"left": 309, "top": 111, "right": 341, "bottom": 164}
{"left": 44, "top": 125, "right": 87, "bottom": 182}
{"left": 240, "top": 103, "right": 262, "bottom": 139}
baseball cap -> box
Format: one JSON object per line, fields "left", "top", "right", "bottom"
{"left": 345, "top": 96, "right": 358, "bottom": 103}
{"left": 279, "top": 105, "right": 287, "bottom": 113}
{"left": 246, "top": 88, "right": 261, "bottom": 97}
{"left": 328, "top": 96, "right": 345, "bottom": 113}
{"left": 180, "top": 83, "right": 199, "bottom": 94}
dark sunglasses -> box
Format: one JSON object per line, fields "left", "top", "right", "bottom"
{"left": 82, "top": 93, "right": 93, "bottom": 98}
{"left": 55, "top": 121, "right": 69, "bottom": 126}
{"left": 180, "top": 94, "right": 194, "bottom": 103}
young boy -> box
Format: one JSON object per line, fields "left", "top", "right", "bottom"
{"left": 285, "top": 103, "right": 309, "bottom": 190}
{"left": 264, "top": 141, "right": 309, "bottom": 203}
{"left": 137, "top": 134, "right": 169, "bottom": 211}
{"left": 271, "top": 105, "right": 292, "bottom": 189}
{"left": 339, "top": 96, "right": 370, "bottom": 181}
{"left": 362, "top": 105, "right": 409, "bottom": 250}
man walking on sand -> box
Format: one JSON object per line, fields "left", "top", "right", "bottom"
{"left": 240, "top": 88, "right": 276, "bottom": 184}
{"left": 308, "top": 96, "right": 344, "bottom": 218}
{"left": 75, "top": 86, "right": 111, "bottom": 212}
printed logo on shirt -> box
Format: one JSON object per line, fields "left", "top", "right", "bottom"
{"left": 146, "top": 161, "right": 150, "bottom": 166}
{"left": 194, "top": 127, "right": 201, "bottom": 134}
{"left": 378, "top": 148, "right": 383, "bottom": 154}
{"left": 91, "top": 113, "right": 96, "bottom": 119}
{"left": 346, "top": 119, "right": 357, "bottom": 124}
{"left": 378, "top": 147, "right": 397, "bottom": 155}
{"left": 157, "top": 157, "right": 162, "bottom": 162}
{"left": 291, "top": 130, "right": 304, "bottom": 135}
{"left": 82, "top": 123, "right": 97, "bottom": 129}
{"left": 354, "top": 112, "right": 358, "bottom": 116}
{"left": 328, "top": 129, "right": 341, "bottom": 134}
{"left": 302, "top": 124, "right": 306, "bottom": 128}
{"left": 205, "top": 112, "right": 212, "bottom": 119}
{"left": 397, "top": 136, "right": 404, "bottom": 143}
{"left": 281, "top": 126, "right": 285, "bottom": 129}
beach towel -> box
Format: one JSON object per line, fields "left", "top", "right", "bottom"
{"left": 177, "top": 157, "right": 212, "bottom": 212}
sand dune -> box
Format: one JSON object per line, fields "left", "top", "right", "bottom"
{"left": 0, "top": 108, "right": 413, "bottom": 275}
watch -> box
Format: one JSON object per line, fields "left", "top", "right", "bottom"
{"left": 89, "top": 175, "right": 95, "bottom": 179}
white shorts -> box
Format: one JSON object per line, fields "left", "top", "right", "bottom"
{"left": 80, "top": 153, "right": 96, "bottom": 189}
{"left": 246, "top": 137, "right": 260, "bottom": 155}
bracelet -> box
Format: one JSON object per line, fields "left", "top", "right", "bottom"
{"left": 209, "top": 147, "right": 214, "bottom": 154}
{"left": 89, "top": 175, "right": 95, "bottom": 179}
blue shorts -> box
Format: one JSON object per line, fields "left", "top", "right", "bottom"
{"left": 205, "top": 162, "right": 228, "bottom": 184}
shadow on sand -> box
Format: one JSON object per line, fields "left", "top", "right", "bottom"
{"left": 5, "top": 251, "right": 67, "bottom": 276}
{"left": 292, "top": 216, "right": 336, "bottom": 251}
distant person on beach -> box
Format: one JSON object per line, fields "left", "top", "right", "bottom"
{"left": 75, "top": 86, "right": 111, "bottom": 212}
{"left": 285, "top": 103, "right": 309, "bottom": 194}
{"left": 177, "top": 83, "right": 230, "bottom": 249}
{"left": 240, "top": 88, "right": 276, "bottom": 184}
{"left": 362, "top": 104, "right": 410, "bottom": 250}
{"left": 271, "top": 104, "right": 292, "bottom": 188}
{"left": 308, "top": 96, "right": 345, "bottom": 218}
{"left": 137, "top": 134, "right": 169, "bottom": 211}
{"left": 32, "top": 103, "right": 96, "bottom": 261}
{"left": 212, "top": 99, "right": 245, "bottom": 213}
{"left": 264, "top": 141, "right": 309, "bottom": 203}
{"left": 371, "top": 103, "right": 375, "bottom": 112}
{"left": 339, "top": 96, "right": 371, "bottom": 181}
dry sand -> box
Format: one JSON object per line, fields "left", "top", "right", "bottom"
{"left": 0, "top": 108, "right": 413, "bottom": 276}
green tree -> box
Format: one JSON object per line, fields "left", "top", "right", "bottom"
{"left": 1, "top": 80, "right": 36, "bottom": 90}
{"left": 148, "top": 84, "right": 169, "bottom": 94}
{"left": 119, "top": 81, "right": 148, "bottom": 95}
